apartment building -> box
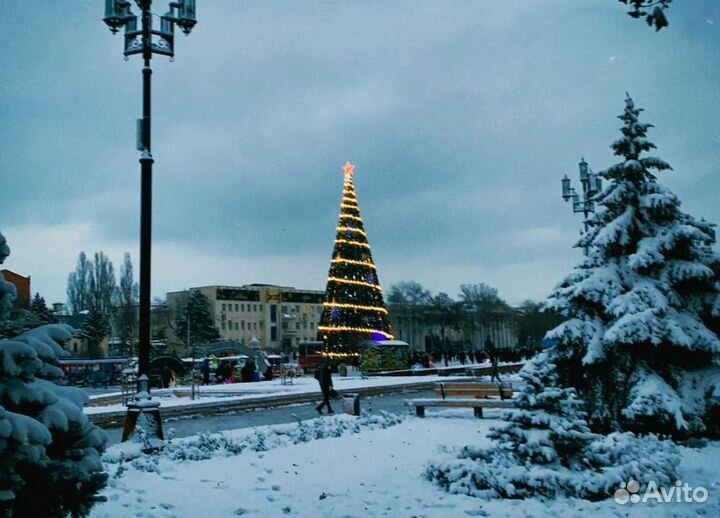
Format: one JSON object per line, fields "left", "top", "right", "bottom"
{"left": 166, "top": 284, "right": 324, "bottom": 353}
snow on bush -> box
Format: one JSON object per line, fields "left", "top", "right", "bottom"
{"left": 0, "top": 324, "right": 108, "bottom": 517}
{"left": 104, "top": 411, "right": 405, "bottom": 475}
{"left": 425, "top": 355, "right": 681, "bottom": 500}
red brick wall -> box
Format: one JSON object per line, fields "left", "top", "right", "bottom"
{"left": 0, "top": 269, "right": 30, "bottom": 309}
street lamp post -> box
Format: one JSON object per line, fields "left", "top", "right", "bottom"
{"left": 561, "top": 158, "right": 602, "bottom": 254}
{"left": 103, "top": 0, "right": 197, "bottom": 444}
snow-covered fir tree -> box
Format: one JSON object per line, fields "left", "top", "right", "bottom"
{"left": 0, "top": 232, "right": 14, "bottom": 322}
{"left": 174, "top": 289, "right": 220, "bottom": 348}
{"left": 82, "top": 308, "right": 111, "bottom": 359}
{"left": 545, "top": 96, "right": 720, "bottom": 437}
{"left": 29, "top": 293, "right": 57, "bottom": 325}
{"left": 0, "top": 231, "right": 107, "bottom": 517}
{"left": 426, "top": 354, "right": 680, "bottom": 500}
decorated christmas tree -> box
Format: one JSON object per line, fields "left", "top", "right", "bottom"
{"left": 317, "top": 162, "right": 393, "bottom": 358}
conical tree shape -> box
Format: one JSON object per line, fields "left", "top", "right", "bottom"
{"left": 318, "top": 162, "right": 393, "bottom": 357}
{"left": 546, "top": 96, "right": 720, "bottom": 437}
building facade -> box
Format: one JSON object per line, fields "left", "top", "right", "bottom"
{"left": 387, "top": 304, "right": 520, "bottom": 357}
{"left": 166, "top": 284, "right": 324, "bottom": 354}
{"left": 0, "top": 269, "right": 30, "bottom": 309}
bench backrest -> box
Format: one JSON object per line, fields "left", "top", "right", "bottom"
{"left": 434, "top": 382, "right": 513, "bottom": 400}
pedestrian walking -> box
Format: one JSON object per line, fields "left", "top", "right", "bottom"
{"left": 200, "top": 358, "right": 211, "bottom": 385}
{"left": 315, "top": 361, "right": 334, "bottom": 415}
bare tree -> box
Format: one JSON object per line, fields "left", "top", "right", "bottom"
{"left": 386, "top": 281, "right": 432, "bottom": 305}
{"left": 66, "top": 251, "right": 91, "bottom": 314}
{"left": 89, "top": 252, "right": 116, "bottom": 316}
{"left": 115, "top": 253, "right": 138, "bottom": 357}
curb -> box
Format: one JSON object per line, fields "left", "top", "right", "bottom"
{"left": 88, "top": 381, "right": 438, "bottom": 428}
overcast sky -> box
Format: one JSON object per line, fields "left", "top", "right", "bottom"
{"left": 2, "top": 0, "right": 719, "bottom": 306}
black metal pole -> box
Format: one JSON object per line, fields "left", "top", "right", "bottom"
{"left": 138, "top": 1, "right": 154, "bottom": 382}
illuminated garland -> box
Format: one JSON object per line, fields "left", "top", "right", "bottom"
{"left": 331, "top": 258, "right": 375, "bottom": 267}
{"left": 339, "top": 214, "right": 364, "bottom": 223}
{"left": 321, "top": 351, "right": 360, "bottom": 358}
{"left": 323, "top": 302, "right": 388, "bottom": 314}
{"left": 327, "top": 276, "right": 383, "bottom": 290}
{"left": 336, "top": 226, "right": 367, "bottom": 237}
{"left": 318, "top": 325, "right": 394, "bottom": 339}
{"left": 333, "top": 239, "right": 370, "bottom": 249}
{"left": 340, "top": 203, "right": 359, "bottom": 211}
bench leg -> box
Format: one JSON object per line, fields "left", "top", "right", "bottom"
{"left": 474, "top": 407, "right": 483, "bottom": 418}
{"left": 416, "top": 406, "right": 425, "bottom": 418}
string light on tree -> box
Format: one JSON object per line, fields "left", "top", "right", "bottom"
{"left": 317, "top": 161, "right": 393, "bottom": 356}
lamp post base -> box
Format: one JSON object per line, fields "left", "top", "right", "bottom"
{"left": 121, "top": 375, "right": 164, "bottom": 450}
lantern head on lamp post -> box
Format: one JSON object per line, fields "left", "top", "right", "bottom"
{"left": 172, "top": 0, "right": 198, "bottom": 35}
{"left": 561, "top": 158, "right": 602, "bottom": 254}
{"left": 103, "top": 0, "right": 135, "bottom": 34}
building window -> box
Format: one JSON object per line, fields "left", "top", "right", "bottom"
{"left": 310, "top": 322, "right": 314, "bottom": 329}
{"left": 221, "top": 322, "right": 226, "bottom": 330}
{"left": 253, "top": 322, "right": 257, "bottom": 330}
{"left": 282, "top": 322, "right": 288, "bottom": 330}
{"left": 282, "top": 305, "right": 288, "bottom": 313}
{"left": 241, "top": 321, "right": 245, "bottom": 330}
{"left": 259, "top": 304, "right": 263, "bottom": 311}
{"left": 235, "top": 303, "right": 239, "bottom": 312}
{"left": 303, "top": 322, "right": 307, "bottom": 329}
{"left": 241, "top": 304, "right": 245, "bottom": 312}
{"left": 235, "top": 322, "right": 239, "bottom": 330}
{"left": 295, "top": 322, "right": 300, "bottom": 330}
{"left": 222, "top": 303, "right": 226, "bottom": 311}
{"left": 259, "top": 320, "right": 264, "bottom": 328}
{"left": 295, "top": 305, "right": 300, "bottom": 312}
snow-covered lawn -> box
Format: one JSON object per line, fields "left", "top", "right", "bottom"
{"left": 90, "top": 410, "right": 719, "bottom": 518}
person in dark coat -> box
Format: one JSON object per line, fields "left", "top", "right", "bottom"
{"left": 240, "top": 360, "right": 254, "bottom": 383}
{"left": 200, "top": 358, "right": 211, "bottom": 385}
{"left": 486, "top": 337, "right": 501, "bottom": 383}
{"left": 161, "top": 365, "right": 172, "bottom": 388}
{"left": 315, "top": 361, "right": 334, "bottom": 415}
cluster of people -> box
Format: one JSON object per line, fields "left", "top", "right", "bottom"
{"left": 410, "top": 350, "right": 488, "bottom": 369}
{"left": 409, "top": 337, "right": 502, "bottom": 382}
{"left": 198, "top": 357, "right": 274, "bottom": 385}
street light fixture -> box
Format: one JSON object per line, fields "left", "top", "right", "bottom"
{"left": 103, "top": 0, "right": 197, "bottom": 443}
{"left": 561, "top": 158, "right": 602, "bottom": 254}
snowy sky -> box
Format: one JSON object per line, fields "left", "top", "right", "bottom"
{"left": 2, "top": 1, "right": 720, "bottom": 306}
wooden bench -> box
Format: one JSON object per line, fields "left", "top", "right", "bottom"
{"left": 408, "top": 382, "right": 514, "bottom": 418}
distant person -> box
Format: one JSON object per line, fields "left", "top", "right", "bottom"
{"left": 161, "top": 365, "right": 172, "bottom": 389}
{"left": 264, "top": 365, "right": 274, "bottom": 381}
{"left": 459, "top": 351, "right": 466, "bottom": 365}
{"left": 315, "top": 361, "right": 334, "bottom": 415}
{"left": 241, "top": 360, "right": 254, "bottom": 383}
{"left": 200, "top": 358, "right": 211, "bottom": 385}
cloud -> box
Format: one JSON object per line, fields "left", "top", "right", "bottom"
{"left": 3, "top": 0, "right": 720, "bottom": 308}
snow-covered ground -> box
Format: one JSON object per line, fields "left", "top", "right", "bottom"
{"left": 85, "top": 373, "right": 487, "bottom": 415}
{"left": 90, "top": 410, "right": 719, "bottom": 518}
